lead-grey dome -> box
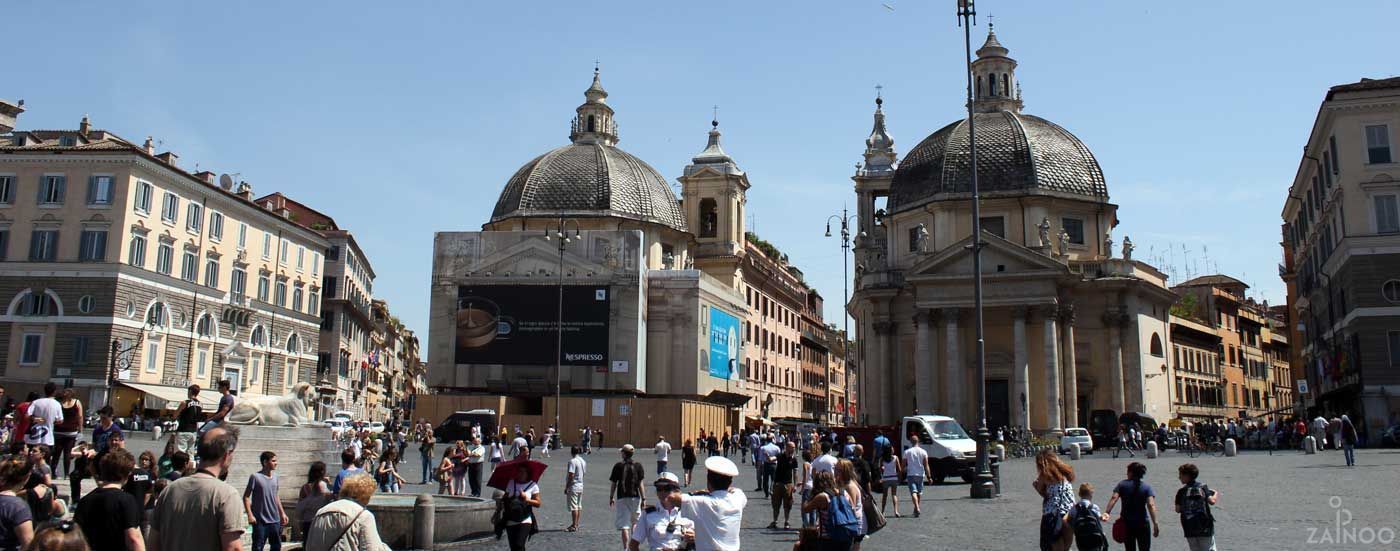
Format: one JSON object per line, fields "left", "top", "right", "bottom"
{"left": 490, "top": 142, "right": 688, "bottom": 232}
{"left": 888, "top": 111, "right": 1107, "bottom": 213}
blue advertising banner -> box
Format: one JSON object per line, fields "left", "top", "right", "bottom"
{"left": 709, "top": 306, "right": 741, "bottom": 380}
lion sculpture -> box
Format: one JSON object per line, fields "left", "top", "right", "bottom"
{"left": 227, "top": 382, "right": 316, "bottom": 426}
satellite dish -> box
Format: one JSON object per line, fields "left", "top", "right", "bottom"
{"left": 218, "top": 174, "right": 234, "bottom": 190}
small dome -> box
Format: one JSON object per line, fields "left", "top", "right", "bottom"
{"left": 491, "top": 142, "right": 688, "bottom": 232}
{"left": 888, "top": 111, "right": 1107, "bottom": 213}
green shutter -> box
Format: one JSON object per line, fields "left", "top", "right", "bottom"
{"left": 88, "top": 175, "right": 97, "bottom": 204}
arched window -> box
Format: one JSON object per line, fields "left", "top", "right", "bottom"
{"left": 286, "top": 333, "right": 300, "bottom": 354}
{"left": 1002, "top": 74, "right": 1010, "bottom": 97}
{"left": 1149, "top": 333, "right": 1164, "bottom": 357}
{"left": 146, "top": 302, "right": 167, "bottom": 327}
{"left": 250, "top": 325, "right": 266, "bottom": 347}
{"left": 15, "top": 291, "right": 58, "bottom": 317}
{"left": 976, "top": 75, "right": 983, "bottom": 98}
{"left": 699, "top": 198, "right": 718, "bottom": 238}
{"left": 196, "top": 313, "right": 214, "bottom": 338}
{"left": 587, "top": 115, "right": 596, "bottom": 133}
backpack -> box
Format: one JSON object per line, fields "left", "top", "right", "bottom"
{"left": 1071, "top": 503, "right": 1107, "bottom": 551}
{"left": 1179, "top": 482, "right": 1215, "bottom": 537}
{"left": 823, "top": 490, "right": 862, "bottom": 542}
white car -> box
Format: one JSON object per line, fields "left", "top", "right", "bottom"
{"left": 1059, "top": 427, "right": 1094, "bottom": 454}
{"left": 326, "top": 419, "right": 349, "bottom": 439}
{"left": 368, "top": 421, "right": 386, "bottom": 434}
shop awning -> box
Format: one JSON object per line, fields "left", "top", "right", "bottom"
{"left": 117, "top": 381, "right": 222, "bottom": 410}
{"left": 703, "top": 390, "right": 752, "bottom": 408}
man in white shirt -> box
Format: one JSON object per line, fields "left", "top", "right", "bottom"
{"left": 810, "top": 441, "right": 839, "bottom": 477}
{"left": 654, "top": 436, "right": 672, "bottom": 475}
{"left": 511, "top": 432, "right": 530, "bottom": 459}
{"left": 902, "top": 436, "right": 932, "bottom": 517}
{"left": 565, "top": 445, "right": 587, "bottom": 532}
{"left": 27, "top": 382, "right": 64, "bottom": 452}
{"left": 757, "top": 438, "right": 781, "bottom": 498}
{"left": 543, "top": 426, "right": 556, "bottom": 458}
{"left": 667, "top": 457, "right": 745, "bottom": 551}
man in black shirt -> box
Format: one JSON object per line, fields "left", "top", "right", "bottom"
{"left": 173, "top": 385, "right": 203, "bottom": 455}
{"left": 769, "top": 441, "right": 799, "bottom": 530}
{"left": 609, "top": 444, "right": 646, "bottom": 551}
{"left": 123, "top": 452, "right": 155, "bottom": 520}
{"left": 75, "top": 447, "right": 144, "bottom": 551}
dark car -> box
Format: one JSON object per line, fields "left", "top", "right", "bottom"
{"left": 1382, "top": 424, "right": 1400, "bottom": 448}
{"left": 433, "top": 409, "right": 498, "bottom": 443}
{"left": 1088, "top": 409, "right": 1118, "bottom": 449}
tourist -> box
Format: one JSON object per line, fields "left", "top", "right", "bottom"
{"left": 680, "top": 440, "right": 697, "bottom": 487}
{"left": 1173, "top": 463, "right": 1218, "bottom": 551}
{"left": 629, "top": 472, "right": 693, "bottom": 551}
{"left": 172, "top": 385, "right": 202, "bottom": 455}
{"left": 27, "top": 383, "right": 64, "bottom": 459}
{"left": 54, "top": 389, "right": 83, "bottom": 478}
{"left": 303, "top": 474, "right": 388, "bottom": 551}
{"left": 721, "top": 432, "right": 732, "bottom": 458}
{"left": 466, "top": 436, "right": 486, "bottom": 497}
{"left": 161, "top": 452, "right": 189, "bottom": 482}
{"left": 156, "top": 438, "right": 177, "bottom": 479}
{"left": 1032, "top": 448, "right": 1076, "bottom": 551}
{"left": 331, "top": 449, "right": 362, "bottom": 496}
{"left": 835, "top": 459, "right": 867, "bottom": 549}
{"left": 1069, "top": 483, "right": 1109, "bottom": 551}
{"left": 871, "top": 432, "right": 890, "bottom": 463}
{"left": 610, "top": 444, "right": 647, "bottom": 550}
{"left": 799, "top": 470, "right": 857, "bottom": 551}
{"left": 447, "top": 440, "right": 468, "bottom": 496}
{"left": 92, "top": 407, "right": 122, "bottom": 455}
{"left": 24, "top": 447, "right": 61, "bottom": 527}
{"left": 296, "top": 461, "right": 333, "bottom": 539}
{"left": 799, "top": 449, "right": 816, "bottom": 526}
{"left": 74, "top": 447, "right": 144, "bottom": 551}
{"left": 147, "top": 427, "right": 245, "bottom": 551}
{"left": 26, "top": 445, "right": 53, "bottom": 490}
{"left": 757, "top": 437, "right": 780, "bottom": 498}
{"left": 581, "top": 426, "right": 592, "bottom": 455}
{"left": 1105, "top": 461, "right": 1159, "bottom": 551}
{"left": 375, "top": 449, "right": 405, "bottom": 493}
{"left": 1113, "top": 425, "right": 1135, "bottom": 459}
{"left": 124, "top": 451, "right": 156, "bottom": 527}
{"left": 68, "top": 442, "right": 93, "bottom": 502}
{"left": 769, "top": 441, "right": 799, "bottom": 530}
{"left": 8, "top": 392, "right": 39, "bottom": 453}
{"left": 489, "top": 436, "right": 505, "bottom": 471}
{"left": 0, "top": 454, "right": 34, "bottom": 551}
{"left": 497, "top": 462, "right": 541, "bottom": 551}
{"left": 199, "top": 380, "right": 235, "bottom": 434}
{"left": 542, "top": 426, "right": 555, "bottom": 458}
{"left": 27, "top": 520, "right": 90, "bottom": 551}
{"left": 877, "top": 444, "right": 902, "bottom": 517}
{"left": 1340, "top": 415, "right": 1359, "bottom": 467}
{"left": 511, "top": 432, "right": 529, "bottom": 460}
{"left": 812, "top": 441, "right": 838, "bottom": 477}
{"left": 564, "top": 445, "right": 586, "bottom": 532}
{"left": 244, "top": 451, "right": 290, "bottom": 551}
{"left": 435, "top": 448, "right": 454, "bottom": 495}
{"left": 417, "top": 432, "right": 435, "bottom": 485}
{"left": 654, "top": 436, "right": 672, "bottom": 476}
{"left": 665, "top": 456, "right": 745, "bottom": 551}
{"left": 901, "top": 437, "right": 930, "bottom": 517}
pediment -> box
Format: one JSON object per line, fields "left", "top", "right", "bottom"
{"left": 469, "top": 238, "right": 613, "bottom": 278}
{"left": 907, "top": 231, "right": 1067, "bottom": 279}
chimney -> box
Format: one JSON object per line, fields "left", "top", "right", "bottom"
{"left": 0, "top": 99, "right": 24, "bottom": 134}
{"left": 155, "top": 151, "right": 179, "bottom": 167}
{"left": 236, "top": 182, "right": 253, "bottom": 200}
{"left": 194, "top": 171, "right": 216, "bottom": 184}
{"left": 143, "top": 136, "right": 155, "bottom": 154}
{"left": 79, "top": 114, "right": 91, "bottom": 135}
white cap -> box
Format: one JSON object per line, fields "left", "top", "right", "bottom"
{"left": 704, "top": 456, "right": 739, "bottom": 477}
{"left": 654, "top": 472, "right": 681, "bottom": 487}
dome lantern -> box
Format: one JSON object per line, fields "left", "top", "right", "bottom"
{"left": 570, "top": 67, "right": 619, "bottom": 146}
{"left": 863, "top": 90, "right": 897, "bottom": 173}
{"left": 971, "top": 24, "right": 1024, "bottom": 114}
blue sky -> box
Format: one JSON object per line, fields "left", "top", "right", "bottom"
{"left": 8, "top": 1, "right": 1398, "bottom": 342}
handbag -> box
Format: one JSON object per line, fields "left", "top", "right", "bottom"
{"left": 862, "top": 489, "right": 887, "bottom": 535}
{"left": 1111, "top": 518, "right": 1127, "bottom": 543}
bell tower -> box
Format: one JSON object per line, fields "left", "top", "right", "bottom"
{"left": 679, "top": 116, "right": 749, "bottom": 288}
{"left": 853, "top": 92, "right": 897, "bottom": 277}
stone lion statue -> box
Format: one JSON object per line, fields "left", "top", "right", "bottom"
{"left": 227, "top": 382, "right": 315, "bottom": 426}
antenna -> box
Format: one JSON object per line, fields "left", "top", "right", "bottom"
{"left": 218, "top": 174, "right": 235, "bottom": 191}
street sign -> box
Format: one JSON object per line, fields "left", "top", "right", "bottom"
{"left": 1296, "top": 379, "right": 1309, "bottom": 395}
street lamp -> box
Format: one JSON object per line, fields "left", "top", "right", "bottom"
{"left": 957, "top": 0, "right": 996, "bottom": 499}
{"left": 543, "top": 215, "right": 582, "bottom": 435}
{"left": 826, "top": 207, "right": 859, "bottom": 426}
{"left": 107, "top": 316, "right": 159, "bottom": 408}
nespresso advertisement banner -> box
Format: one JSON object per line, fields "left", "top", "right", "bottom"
{"left": 455, "top": 285, "right": 610, "bottom": 366}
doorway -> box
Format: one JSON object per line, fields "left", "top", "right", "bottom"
{"left": 987, "top": 379, "right": 1009, "bottom": 431}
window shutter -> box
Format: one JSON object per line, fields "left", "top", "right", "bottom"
{"left": 36, "top": 176, "right": 45, "bottom": 202}
{"left": 55, "top": 176, "right": 66, "bottom": 203}
{"left": 88, "top": 176, "right": 97, "bottom": 204}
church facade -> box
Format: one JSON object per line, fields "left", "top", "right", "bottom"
{"left": 849, "top": 29, "right": 1177, "bottom": 432}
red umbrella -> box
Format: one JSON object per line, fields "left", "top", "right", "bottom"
{"left": 487, "top": 458, "right": 548, "bottom": 491}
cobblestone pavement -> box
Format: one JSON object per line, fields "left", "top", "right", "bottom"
{"left": 116, "top": 434, "right": 1400, "bottom": 550}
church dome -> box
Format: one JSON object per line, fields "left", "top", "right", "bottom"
{"left": 490, "top": 142, "right": 687, "bottom": 231}
{"left": 887, "top": 111, "right": 1107, "bottom": 213}
{"left": 489, "top": 70, "right": 688, "bottom": 232}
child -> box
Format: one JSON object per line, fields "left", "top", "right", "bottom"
{"left": 1175, "top": 463, "right": 1219, "bottom": 551}
{"left": 1070, "top": 483, "right": 1110, "bottom": 551}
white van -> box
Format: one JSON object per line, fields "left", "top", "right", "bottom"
{"left": 899, "top": 415, "right": 978, "bottom": 483}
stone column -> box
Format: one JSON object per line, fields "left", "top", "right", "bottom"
{"left": 873, "top": 320, "right": 896, "bottom": 424}
{"left": 914, "top": 310, "right": 931, "bottom": 415}
{"left": 943, "top": 308, "right": 961, "bottom": 418}
{"left": 1104, "top": 311, "right": 1126, "bottom": 414}
{"left": 1060, "top": 304, "right": 1079, "bottom": 428}
{"left": 1012, "top": 306, "right": 1030, "bottom": 430}
{"left": 1122, "top": 298, "right": 1145, "bottom": 413}
{"left": 1042, "top": 305, "right": 1062, "bottom": 432}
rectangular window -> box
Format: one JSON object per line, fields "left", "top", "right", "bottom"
{"left": 1375, "top": 194, "right": 1399, "bottom": 234}
{"left": 979, "top": 216, "right": 1006, "bottom": 238}
{"left": 20, "top": 334, "right": 43, "bottom": 365}
{"left": 38, "top": 175, "right": 66, "bottom": 204}
{"left": 175, "top": 347, "right": 189, "bottom": 376}
{"left": 907, "top": 227, "right": 921, "bottom": 252}
{"left": 292, "top": 288, "right": 303, "bottom": 311}
{"left": 1322, "top": 151, "right": 1333, "bottom": 188}
{"left": 1330, "top": 135, "right": 1341, "bottom": 176}
{"left": 275, "top": 281, "right": 288, "bottom": 307}
{"left": 262, "top": 233, "right": 272, "bottom": 259}
{"left": 203, "top": 258, "right": 219, "bottom": 287}
{"left": 0, "top": 229, "right": 8, "bottom": 262}
{"left": 156, "top": 242, "right": 174, "bottom": 274}
{"left": 145, "top": 342, "right": 159, "bottom": 373}
{"left": 1366, "top": 124, "right": 1392, "bottom": 164}
{"left": 308, "top": 291, "right": 320, "bottom": 314}
{"left": 161, "top": 192, "right": 179, "bottom": 223}
{"left": 1061, "top": 218, "right": 1085, "bottom": 245}
{"left": 133, "top": 181, "right": 153, "bottom": 213}
{"left": 257, "top": 275, "right": 270, "bottom": 302}
{"left": 238, "top": 223, "right": 248, "bottom": 248}
{"left": 128, "top": 234, "right": 147, "bottom": 267}
{"left": 0, "top": 175, "right": 13, "bottom": 204}
{"left": 79, "top": 229, "right": 107, "bottom": 261}
{"left": 280, "top": 241, "right": 289, "bottom": 264}
{"left": 209, "top": 211, "right": 224, "bottom": 240}
{"left": 186, "top": 203, "right": 203, "bottom": 233}
{"left": 73, "top": 337, "right": 90, "bottom": 366}
{"left": 197, "top": 349, "right": 208, "bottom": 377}
{"left": 28, "top": 229, "right": 58, "bottom": 261}
{"left": 181, "top": 251, "right": 198, "bottom": 282}
{"left": 231, "top": 268, "right": 247, "bottom": 302}
{"left": 88, "top": 175, "right": 113, "bottom": 205}
{"left": 312, "top": 252, "right": 320, "bottom": 275}
{"left": 297, "top": 246, "right": 305, "bottom": 270}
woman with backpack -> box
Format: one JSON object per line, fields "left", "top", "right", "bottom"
{"left": 1032, "top": 448, "right": 1076, "bottom": 551}
{"left": 800, "top": 470, "right": 860, "bottom": 551}
{"left": 834, "top": 460, "right": 867, "bottom": 550}
{"left": 877, "top": 445, "right": 902, "bottom": 517}
{"left": 1105, "top": 461, "right": 1159, "bottom": 551}
{"left": 497, "top": 465, "right": 541, "bottom": 551}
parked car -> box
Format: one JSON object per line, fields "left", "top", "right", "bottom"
{"left": 435, "top": 409, "right": 499, "bottom": 444}
{"left": 1059, "top": 427, "right": 1094, "bottom": 454}
{"left": 326, "top": 419, "right": 349, "bottom": 439}
{"left": 1381, "top": 424, "right": 1400, "bottom": 448}
{"left": 367, "top": 421, "right": 386, "bottom": 434}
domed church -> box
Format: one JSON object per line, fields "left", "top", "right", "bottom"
{"left": 849, "top": 28, "right": 1176, "bottom": 431}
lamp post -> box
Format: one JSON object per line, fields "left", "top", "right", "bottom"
{"left": 107, "top": 318, "right": 156, "bottom": 408}
{"left": 543, "top": 215, "right": 581, "bottom": 435}
{"left": 957, "top": 0, "right": 996, "bottom": 499}
{"left": 826, "top": 207, "right": 859, "bottom": 426}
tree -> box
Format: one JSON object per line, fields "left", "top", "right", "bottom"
{"left": 1170, "top": 293, "right": 1199, "bottom": 320}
